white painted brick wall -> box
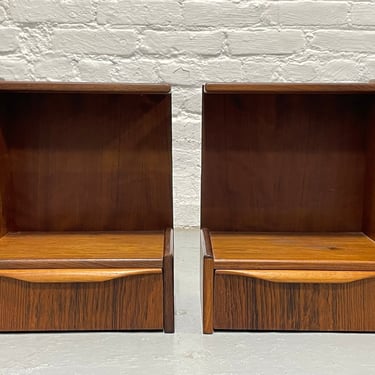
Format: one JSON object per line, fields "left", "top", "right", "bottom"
{"left": 0, "top": 0, "right": 374, "bottom": 227}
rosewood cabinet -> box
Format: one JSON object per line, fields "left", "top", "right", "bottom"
{"left": 201, "top": 83, "right": 375, "bottom": 333}
{"left": 0, "top": 82, "right": 174, "bottom": 332}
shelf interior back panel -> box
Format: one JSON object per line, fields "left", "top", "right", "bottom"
{"left": 0, "top": 92, "right": 172, "bottom": 232}
{"left": 202, "top": 93, "right": 375, "bottom": 233}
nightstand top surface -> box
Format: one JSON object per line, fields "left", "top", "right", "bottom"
{"left": 0, "top": 232, "right": 165, "bottom": 268}
{"left": 0, "top": 81, "right": 171, "bottom": 94}
{"left": 204, "top": 83, "right": 375, "bottom": 94}
{"left": 210, "top": 232, "right": 375, "bottom": 270}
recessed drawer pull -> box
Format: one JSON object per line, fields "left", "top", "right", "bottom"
{"left": 216, "top": 270, "right": 375, "bottom": 284}
{"left": 0, "top": 268, "right": 162, "bottom": 283}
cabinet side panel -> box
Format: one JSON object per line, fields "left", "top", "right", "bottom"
{"left": 202, "top": 93, "right": 367, "bottom": 232}
{"left": 3, "top": 93, "right": 172, "bottom": 231}
{"left": 163, "top": 228, "right": 174, "bottom": 333}
{"left": 200, "top": 229, "right": 214, "bottom": 333}
{"left": 0, "top": 96, "right": 8, "bottom": 237}
{"left": 364, "top": 99, "right": 375, "bottom": 240}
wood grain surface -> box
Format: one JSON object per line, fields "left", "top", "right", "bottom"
{"left": 0, "top": 82, "right": 173, "bottom": 332}
{"left": 0, "top": 268, "right": 161, "bottom": 283}
{"left": 214, "top": 273, "right": 375, "bottom": 331}
{"left": 0, "top": 81, "right": 171, "bottom": 94}
{"left": 201, "top": 229, "right": 214, "bottom": 333}
{"left": 363, "top": 104, "right": 375, "bottom": 240}
{"left": 201, "top": 92, "right": 370, "bottom": 232}
{"left": 205, "top": 83, "right": 375, "bottom": 93}
{"left": 0, "top": 273, "right": 163, "bottom": 331}
{"left": 210, "top": 232, "right": 375, "bottom": 270}
{"left": 201, "top": 84, "right": 375, "bottom": 333}
{"left": 216, "top": 269, "right": 375, "bottom": 283}
{"left": 0, "top": 232, "right": 164, "bottom": 268}
{"left": 163, "top": 228, "right": 174, "bottom": 333}
{"left": 0, "top": 124, "right": 7, "bottom": 237}
{"left": 1, "top": 91, "right": 172, "bottom": 232}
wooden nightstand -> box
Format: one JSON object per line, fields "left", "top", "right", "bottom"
{"left": 201, "top": 83, "right": 375, "bottom": 333}
{"left": 0, "top": 82, "right": 174, "bottom": 332}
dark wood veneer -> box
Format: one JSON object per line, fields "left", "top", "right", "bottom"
{"left": 163, "top": 228, "right": 175, "bottom": 333}
{"left": 0, "top": 81, "right": 170, "bottom": 93}
{"left": 201, "top": 228, "right": 214, "bottom": 333}
{"left": 214, "top": 274, "right": 375, "bottom": 331}
{"left": 205, "top": 83, "right": 375, "bottom": 93}
{"left": 0, "top": 273, "right": 163, "bottom": 331}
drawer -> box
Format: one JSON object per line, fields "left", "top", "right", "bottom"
{"left": 214, "top": 270, "right": 375, "bottom": 331}
{"left": 0, "top": 268, "right": 163, "bottom": 331}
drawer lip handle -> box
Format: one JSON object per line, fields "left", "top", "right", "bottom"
{"left": 0, "top": 268, "right": 162, "bottom": 283}
{"left": 216, "top": 270, "right": 375, "bottom": 284}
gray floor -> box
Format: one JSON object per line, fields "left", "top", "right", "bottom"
{"left": 1, "top": 230, "right": 375, "bottom": 374}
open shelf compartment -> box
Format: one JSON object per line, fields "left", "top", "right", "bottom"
{"left": 201, "top": 83, "right": 375, "bottom": 333}
{"left": 0, "top": 82, "right": 174, "bottom": 332}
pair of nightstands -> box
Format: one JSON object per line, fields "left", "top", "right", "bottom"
{"left": 1, "top": 82, "right": 375, "bottom": 334}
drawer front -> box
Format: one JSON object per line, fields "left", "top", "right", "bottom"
{"left": 0, "top": 272, "right": 163, "bottom": 331}
{"left": 214, "top": 271, "right": 375, "bottom": 331}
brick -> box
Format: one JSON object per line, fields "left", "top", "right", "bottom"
{"left": 183, "top": 93, "right": 201, "bottom": 115}
{"left": 174, "top": 202, "right": 199, "bottom": 228}
{"left": 52, "top": 29, "right": 137, "bottom": 56}
{"left": 201, "top": 60, "right": 242, "bottom": 82}
{"left": 97, "top": 0, "right": 147, "bottom": 25}
{"left": 241, "top": 62, "right": 278, "bottom": 81}
{"left": 142, "top": 31, "right": 224, "bottom": 56}
{"left": 10, "top": 0, "right": 94, "bottom": 23}
{"left": 78, "top": 59, "right": 114, "bottom": 81}
{"left": 0, "top": 58, "right": 28, "bottom": 80}
{"left": 364, "top": 59, "right": 375, "bottom": 80}
{"left": 183, "top": 0, "right": 263, "bottom": 27}
{"left": 34, "top": 57, "right": 75, "bottom": 80}
{"left": 352, "top": 3, "right": 375, "bottom": 26}
{"left": 0, "top": 7, "right": 6, "bottom": 23}
{"left": 173, "top": 115, "right": 201, "bottom": 144}
{"left": 117, "top": 59, "right": 159, "bottom": 83}
{"left": 312, "top": 31, "right": 375, "bottom": 52}
{"left": 174, "top": 175, "right": 199, "bottom": 201}
{"left": 98, "top": 0, "right": 182, "bottom": 26}
{"left": 175, "top": 88, "right": 201, "bottom": 115}
{"left": 265, "top": 2, "right": 348, "bottom": 26}
{"left": 281, "top": 63, "right": 318, "bottom": 82}
{"left": 320, "top": 60, "right": 360, "bottom": 81}
{"left": 145, "top": 0, "right": 182, "bottom": 26}
{"left": 159, "top": 62, "right": 202, "bottom": 86}
{"left": 0, "top": 28, "right": 19, "bottom": 52}
{"left": 228, "top": 30, "right": 305, "bottom": 55}
{"left": 173, "top": 145, "right": 201, "bottom": 176}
